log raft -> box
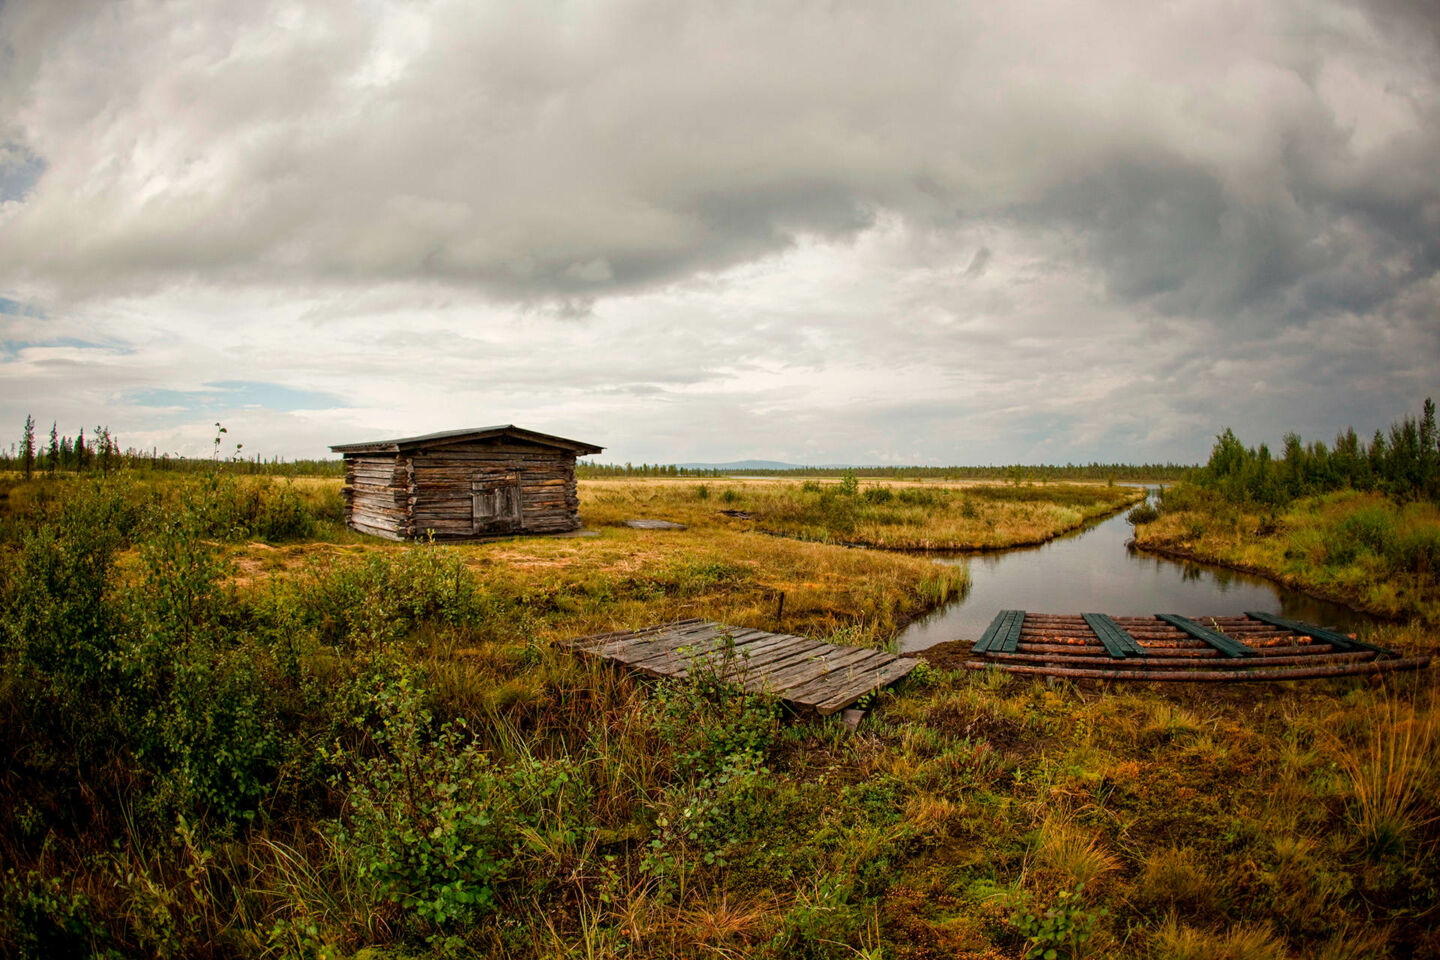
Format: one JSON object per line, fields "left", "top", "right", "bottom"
{"left": 563, "top": 619, "right": 921, "bottom": 716}
{"left": 964, "top": 611, "right": 1429, "bottom": 682}
{"left": 331, "top": 425, "right": 603, "bottom": 541}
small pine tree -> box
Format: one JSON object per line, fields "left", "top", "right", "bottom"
{"left": 20, "top": 415, "right": 35, "bottom": 479}
{"left": 75, "top": 428, "right": 87, "bottom": 472}
{"left": 47, "top": 422, "right": 58, "bottom": 474}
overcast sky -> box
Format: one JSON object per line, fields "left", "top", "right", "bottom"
{"left": 1, "top": 0, "right": 1437, "bottom": 465}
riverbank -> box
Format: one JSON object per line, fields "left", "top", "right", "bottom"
{"left": 1132, "top": 487, "right": 1440, "bottom": 625}
{"left": 582, "top": 477, "right": 1145, "bottom": 551}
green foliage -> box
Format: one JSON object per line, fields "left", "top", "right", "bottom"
{"left": 1126, "top": 500, "right": 1160, "bottom": 526}
{"left": 1, "top": 868, "right": 112, "bottom": 959}
{"left": 296, "top": 545, "right": 490, "bottom": 646}
{"left": 768, "top": 875, "right": 866, "bottom": 960}
{"left": 838, "top": 470, "right": 860, "bottom": 497}
{"left": 1011, "top": 884, "right": 1103, "bottom": 959}
{"left": 330, "top": 673, "right": 515, "bottom": 928}
{"left": 1194, "top": 399, "right": 1440, "bottom": 506}
{"left": 861, "top": 484, "right": 893, "bottom": 504}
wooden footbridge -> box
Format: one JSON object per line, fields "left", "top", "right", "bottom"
{"left": 564, "top": 619, "right": 920, "bottom": 715}
{"left": 967, "top": 610, "right": 1430, "bottom": 681}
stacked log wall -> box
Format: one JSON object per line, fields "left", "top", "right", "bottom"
{"left": 406, "top": 441, "right": 582, "bottom": 540}
{"left": 342, "top": 454, "right": 407, "bottom": 539}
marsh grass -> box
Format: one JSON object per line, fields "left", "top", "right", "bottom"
{"left": 1324, "top": 681, "right": 1440, "bottom": 860}
{"left": 1034, "top": 815, "right": 1118, "bottom": 889}
{"left": 1, "top": 474, "right": 1438, "bottom": 957}
{"left": 1151, "top": 916, "right": 1287, "bottom": 960}
{"left": 1134, "top": 488, "right": 1440, "bottom": 623}
{"left": 581, "top": 477, "right": 1144, "bottom": 551}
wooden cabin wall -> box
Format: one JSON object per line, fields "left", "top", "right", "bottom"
{"left": 406, "top": 441, "right": 581, "bottom": 540}
{"left": 342, "top": 454, "right": 407, "bottom": 539}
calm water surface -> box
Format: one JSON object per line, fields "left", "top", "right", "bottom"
{"left": 897, "top": 489, "right": 1378, "bottom": 653}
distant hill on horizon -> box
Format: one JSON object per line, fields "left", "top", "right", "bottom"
{"left": 674, "top": 459, "right": 863, "bottom": 471}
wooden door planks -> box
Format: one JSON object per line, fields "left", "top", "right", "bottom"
{"left": 566, "top": 620, "right": 919, "bottom": 716}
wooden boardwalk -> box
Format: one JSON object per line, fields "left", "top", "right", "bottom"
{"left": 564, "top": 619, "right": 921, "bottom": 715}
{"left": 966, "top": 611, "right": 1430, "bottom": 681}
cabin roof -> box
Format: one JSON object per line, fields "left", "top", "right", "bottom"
{"left": 330, "top": 424, "right": 603, "bottom": 456}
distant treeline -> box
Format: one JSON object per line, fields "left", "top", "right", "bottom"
{"left": 578, "top": 461, "right": 1194, "bottom": 482}
{"left": 2, "top": 417, "right": 344, "bottom": 477}
{"left": 1195, "top": 399, "right": 1440, "bottom": 505}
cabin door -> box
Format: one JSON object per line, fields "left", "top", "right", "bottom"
{"left": 472, "top": 473, "right": 522, "bottom": 535}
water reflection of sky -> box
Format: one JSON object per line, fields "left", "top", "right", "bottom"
{"left": 897, "top": 493, "right": 1377, "bottom": 652}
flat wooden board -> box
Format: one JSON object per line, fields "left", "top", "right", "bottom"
{"left": 566, "top": 620, "right": 919, "bottom": 716}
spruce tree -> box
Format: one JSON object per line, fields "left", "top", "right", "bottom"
{"left": 48, "top": 422, "right": 58, "bottom": 474}
{"left": 20, "top": 415, "right": 35, "bottom": 479}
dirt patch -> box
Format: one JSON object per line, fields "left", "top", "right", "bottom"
{"left": 917, "top": 639, "right": 975, "bottom": 671}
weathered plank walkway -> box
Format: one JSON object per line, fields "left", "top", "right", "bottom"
{"left": 564, "top": 618, "right": 921, "bottom": 715}
{"left": 965, "top": 611, "right": 1431, "bottom": 682}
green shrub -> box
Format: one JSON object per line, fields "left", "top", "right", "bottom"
{"left": 0, "top": 869, "right": 110, "bottom": 959}
{"left": 896, "top": 487, "right": 946, "bottom": 508}
{"left": 1127, "top": 501, "right": 1160, "bottom": 526}
{"left": 1392, "top": 526, "right": 1440, "bottom": 575}
{"left": 296, "top": 546, "right": 490, "bottom": 646}
{"left": 331, "top": 673, "right": 517, "bottom": 928}
{"left": 1011, "top": 883, "right": 1104, "bottom": 959}
{"left": 862, "top": 485, "right": 893, "bottom": 504}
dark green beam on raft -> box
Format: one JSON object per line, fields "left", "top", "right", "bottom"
{"left": 972, "top": 610, "right": 1025, "bottom": 655}
{"left": 1158, "top": 614, "right": 1254, "bottom": 658}
{"left": 1083, "top": 613, "right": 1147, "bottom": 659}
{"left": 1244, "top": 611, "right": 1395, "bottom": 658}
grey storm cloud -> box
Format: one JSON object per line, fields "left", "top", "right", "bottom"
{"left": 0, "top": 0, "right": 1431, "bottom": 310}
{"left": 0, "top": 0, "right": 1436, "bottom": 464}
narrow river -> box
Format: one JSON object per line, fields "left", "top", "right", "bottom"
{"left": 896, "top": 490, "right": 1378, "bottom": 653}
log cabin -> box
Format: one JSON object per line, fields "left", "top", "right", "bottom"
{"left": 330, "top": 425, "right": 603, "bottom": 541}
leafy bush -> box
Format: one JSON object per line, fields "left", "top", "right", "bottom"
{"left": 331, "top": 673, "right": 517, "bottom": 928}
{"left": 1011, "top": 883, "right": 1103, "bottom": 959}
{"left": 1126, "top": 501, "right": 1159, "bottom": 526}
{"left": 862, "top": 485, "right": 894, "bottom": 504}
{"left": 296, "top": 546, "right": 490, "bottom": 646}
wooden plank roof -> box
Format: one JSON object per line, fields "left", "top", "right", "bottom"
{"left": 330, "top": 424, "right": 603, "bottom": 456}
